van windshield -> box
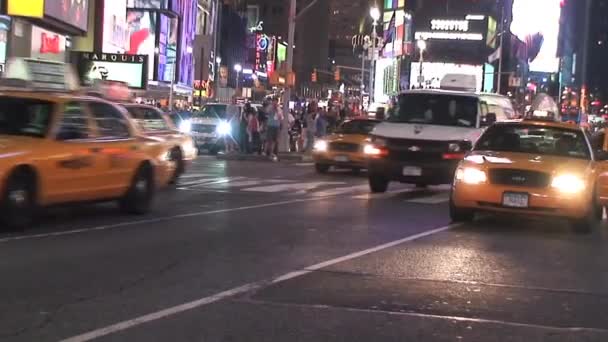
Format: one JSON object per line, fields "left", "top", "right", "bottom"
{"left": 390, "top": 93, "right": 479, "bottom": 128}
{"left": 193, "top": 104, "right": 228, "bottom": 119}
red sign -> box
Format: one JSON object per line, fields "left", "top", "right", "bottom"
{"left": 40, "top": 32, "right": 61, "bottom": 54}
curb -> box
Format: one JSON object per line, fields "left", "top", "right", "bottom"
{"left": 216, "top": 153, "right": 311, "bottom": 162}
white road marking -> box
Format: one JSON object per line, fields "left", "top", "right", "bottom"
{"left": 179, "top": 173, "right": 216, "bottom": 179}
{"left": 59, "top": 224, "right": 456, "bottom": 342}
{"left": 294, "top": 162, "right": 315, "bottom": 167}
{"left": 0, "top": 198, "right": 320, "bottom": 244}
{"left": 313, "top": 184, "right": 371, "bottom": 197}
{"left": 351, "top": 188, "right": 417, "bottom": 200}
{"left": 206, "top": 180, "right": 265, "bottom": 188}
{"left": 406, "top": 192, "right": 450, "bottom": 204}
{"left": 243, "top": 181, "right": 345, "bottom": 193}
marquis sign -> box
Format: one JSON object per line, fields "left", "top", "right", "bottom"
{"left": 72, "top": 52, "right": 148, "bottom": 89}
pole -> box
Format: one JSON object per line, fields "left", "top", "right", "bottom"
{"left": 199, "top": 47, "right": 204, "bottom": 107}
{"left": 360, "top": 53, "right": 365, "bottom": 111}
{"left": 169, "top": 57, "right": 175, "bottom": 110}
{"left": 236, "top": 71, "right": 240, "bottom": 91}
{"left": 214, "top": 0, "right": 222, "bottom": 101}
{"left": 368, "top": 21, "right": 377, "bottom": 104}
{"left": 279, "top": 0, "right": 296, "bottom": 152}
{"left": 497, "top": 2, "right": 505, "bottom": 94}
{"left": 580, "top": 0, "right": 592, "bottom": 114}
{"left": 418, "top": 51, "right": 423, "bottom": 88}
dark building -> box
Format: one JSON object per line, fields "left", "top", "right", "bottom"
{"left": 218, "top": 3, "right": 248, "bottom": 89}
{"left": 329, "top": 0, "right": 372, "bottom": 69}
{"left": 588, "top": 0, "right": 608, "bottom": 100}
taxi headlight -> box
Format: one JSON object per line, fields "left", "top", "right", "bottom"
{"left": 314, "top": 140, "right": 328, "bottom": 152}
{"left": 179, "top": 120, "right": 191, "bottom": 133}
{"left": 551, "top": 174, "right": 586, "bottom": 193}
{"left": 216, "top": 121, "right": 231, "bottom": 136}
{"left": 455, "top": 167, "right": 487, "bottom": 185}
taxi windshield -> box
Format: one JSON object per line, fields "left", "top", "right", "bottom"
{"left": 124, "top": 106, "right": 170, "bottom": 132}
{"left": 390, "top": 93, "right": 479, "bottom": 128}
{"left": 475, "top": 124, "right": 591, "bottom": 160}
{"left": 0, "top": 96, "right": 54, "bottom": 138}
{"left": 335, "top": 120, "right": 379, "bottom": 135}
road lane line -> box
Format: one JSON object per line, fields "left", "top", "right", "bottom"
{"left": 59, "top": 224, "right": 456, "bottom": 342}
{"left": 241, "top": 299, "right": 608, "bottom": 334}
{"left": 0, "top": 198, "right": 320, "bottom": 244}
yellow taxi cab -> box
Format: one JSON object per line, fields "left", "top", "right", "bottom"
{"left": 449, "top": 113, "right": 608, "bottom": 231}
{"left": 312, "top": 118, "right": 381, "bottom": 173}
{"left": 118, "top": 102, "right": 197, "bottom": 184}
{"left": 0, "top": 58, "right": 175, "bottom": 228}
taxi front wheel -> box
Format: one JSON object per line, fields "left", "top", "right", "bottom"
{"left": 119, "top": 164, "right": 155, "bottom": 215}
{"left": 571, "top": 199, "right": 602, "bottom": 234}
{"left": 449, "top": 197, "right": 474, "bottom": 223}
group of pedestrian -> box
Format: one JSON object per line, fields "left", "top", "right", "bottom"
{"left": 302, "top": 101, "right": 330, "bottom": 152}
{"left": 227, "top": 98, "right": 283, "bottom": 160}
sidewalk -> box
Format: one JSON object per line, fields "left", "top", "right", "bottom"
{"left": 216, "top": 152, "right": 313, "bottom": 162}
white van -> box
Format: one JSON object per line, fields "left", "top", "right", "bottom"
{"left": 366, "top": 89, "right": 514, "bottom": 192}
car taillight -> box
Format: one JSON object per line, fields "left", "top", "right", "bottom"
{"left": 364, "top": 144, "right": 388, "bottom": 157}
{"left": 442, "top": 152, "right": 466, "bottom": 160}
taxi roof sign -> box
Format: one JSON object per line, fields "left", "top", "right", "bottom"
{"left": 2, "top": 58, "right": 80, "bottom": 91}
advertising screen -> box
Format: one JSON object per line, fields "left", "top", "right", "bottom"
{"left": 74, "top": 52, "right": 148, "bottom": 89}
{"left": 510, "top": 0, "right": 561, "bottom": 73}
{"left": 126, "top": 0, "right": 168, "bottom": 9}
{"left": 44, "top": 0, "right": 89, "bottom": 31}
{"left": 31, "top": 25, "right": 66, "bottom": 62}
{"left": 410, "top": 62, "right": 483, "bottom": 92}
{"left": 177, "top": 0, "right": 196, "bottom": 86}
{"left": 7, "top": 0, "right": 43, "bottom": 18}
{"left": 0, "top": 16, "right": 10, "bottom": 69}
{"left": 103, "top": 0, "right": 129, "bottom": 53}
{"left": 127, "top": 10, "right": 156, "bottom": 80}
{"left": 277, "top": 42, "right": 287, "bottom": 72}
{"left": 157, "top": 14, "right": 178, "bottom": 82}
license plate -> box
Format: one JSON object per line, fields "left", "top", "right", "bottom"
{"left": 334, "top": 155, "right": 349, "bottom": 162}
{"left": 502, "top": 192, "right": 529, "bottom": 208}
{"left": 402, "top": 166, "right": 422, "bottom": 176}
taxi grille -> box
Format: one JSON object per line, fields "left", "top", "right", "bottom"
{"left": 488, "top": 169, "right": 551, "bottom": 188}
{"left": 329, "top": 142, "right": 360, "bottom": 152}
{"left": 191, "top": 124, "right": 215, "bottom": 133}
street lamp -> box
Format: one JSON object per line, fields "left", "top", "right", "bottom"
{"left": 369, "top": 6, "right": 380, "bottom": 105}
{"left": 234, "top": 63, "right": 242, "bottom": 91}
{"left": 215, "top": 57, "right": 222, "bottom": 100}
{"left": 417, "top": 39, "right": 427, "bottom": 88}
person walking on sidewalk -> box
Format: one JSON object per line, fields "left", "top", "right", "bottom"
{"left": 265, "top": 97, "right": 283, "bottom": 161}
{"left": 304, "top": 102, "right": 317, "bottom": 152}
{"left": 247, "top": 108, "right": 261, "bottom": 154}
{"left": 315, "top": 107, "right": 328, "bottom": 138}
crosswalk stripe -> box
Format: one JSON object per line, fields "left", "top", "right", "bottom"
{"left": 243, "top": 181, "right": 345, "bottom": 193}
{"left": 313, "top": 184, "right": 371, "bottom": 197}
{"left": 351, "top": 188, "right": 417, "bottom": 199}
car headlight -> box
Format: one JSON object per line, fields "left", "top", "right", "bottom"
{"left": 216, "top": 121, "right": 231, "bottom": 136}
{"left": 314, "top": 140, "right": 328, "bottom": 152}
{"left": 455, "top": 167, "right": 487, "bottom": 185}
{"left": 179, "top": 120, "right": 191, "bottom": 133}
{"left": 551, "top": 174, "right": 586, "bottom": 193}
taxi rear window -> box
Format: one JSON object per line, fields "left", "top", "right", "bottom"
{"left": 475, "top": 124, "right": 591, "bottom": 160}
{"left": 0, "top": 96, "right": 55, "bottom": 138}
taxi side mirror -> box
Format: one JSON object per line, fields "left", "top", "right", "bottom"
{"left": 481, "top": 113, "right": 497, "bottom": 127}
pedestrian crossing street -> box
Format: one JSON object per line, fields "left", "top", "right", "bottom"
{"left": 177, "top": 173, "right": 451, "bottom": 204}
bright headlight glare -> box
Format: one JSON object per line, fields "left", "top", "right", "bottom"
{"left": 314, "top": 140, "right": 328, "bottom": 152}
{"left": 551, "top": 174, "right": 586, "bottom": 193}
{"left": 216, "top": 121, "right": 231, "bottom": 136}
{"left": 456, "top": 167, "right": 487, "bottom": 184}
{"left": 179, "top": 120, "right": 191, "bottom": 133}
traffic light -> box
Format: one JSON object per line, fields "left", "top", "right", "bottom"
{"left": 334, "top": 67, "right": 340, "bottom": 81}
{"left": 312, "top": 68, "right": 317, "bottom": 82}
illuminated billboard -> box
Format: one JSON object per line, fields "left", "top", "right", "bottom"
{"left": 7, "top": 0, "right": 43, "bottom": 18}
{"left": 510, "top": 0, "right": 561, "bottom": 73}
{"left": 45, "top": 0, "right": 89, "bottom": 31}
{"left": 126, "top": 10, "right": 156, "bottom": 80}
{"left": 74, "top": 52, "right": 148, "bottom": 89}
{"left": 103, "top": 0, "right": 129, "bottom": 53}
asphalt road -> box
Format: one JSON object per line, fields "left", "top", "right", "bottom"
{"left": 1, "top": 156, "right": 608, "bottom": 342}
